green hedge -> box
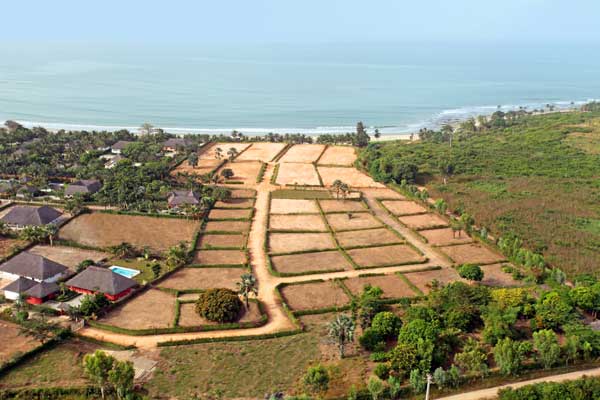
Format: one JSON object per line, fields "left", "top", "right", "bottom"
{"left": 256, "top": 162, "right": 267, "bottom": 183}
{"left": 157, "top": 328, "right": 304, "bottom": 347}
{"left": 270, "top": 163, "right": 280, "bottom": 184}
{"left": 0, "top": 386, "right": 102, "bottom": 400}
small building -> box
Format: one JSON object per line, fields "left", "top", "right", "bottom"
{"left": 2, "top": 277, "right": 37, "bottom": 301}
{"left": 167, "top": 190, "right": 200, "bottom": 208}
{"left": 0, "top": 205, "right": 63, "bottom": 228}
{"left": 15, "top": 185, "right": 39, "bottom": 199}
{"left": 24, "top": 281, "right": 60, "bottom": 304}
{"left": 65, "top": 266, "right": 137, "bottom": 301}
{"left": 64, "top": 179, "right": 102, "bottom": 197}
{"left": 162, "top": 138, "right": 189, "bottom": 153}
{"left": 110, "top": 140, "right": 134, "bottom": 154}
{"left": 0, "top": 252, "right": 69, "bottom": 283}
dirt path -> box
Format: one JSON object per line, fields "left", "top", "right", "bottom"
{"left": 437, "top": 367, "right": 600, "bottom": 400}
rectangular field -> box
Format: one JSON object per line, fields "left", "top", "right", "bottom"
{"left": 270, "top": 250, "right": 352, "bottom": 275}
{"left": 214, "top": 198, "right": 255, "bottom": 209}
{"left": 0, "top": 237, "right": 27, "bottom": 260}
{"left": 397, "top": 213, "right": 448, "bottom": 230}
{"left": 101, "top": 289, "right": 176, "bottom": 330}
{"left": 276, "top": 163, "right": 321, "bottom": 186}
{"left": 270, "top": 199, "right": 319, "bottom": 214}
{"left": 201, "top": 143, "right": 250, "bottom": 160}
{"left": 178, "top": 301, "right": 262, "bottom": 327}
{"left": 381, "top": 200, "right": 428, "bottom": 216}
{"left": 363, "top": 188, "right": 406, "bottom": 199}
{"left": 279, "top": 144, "right": 325, "bottom": 163}
{"left": 480, "top": 263, "right": 525, "bottom": 287}
{"left": 236, "top": 142, "right": 287, "bottom": 162}
{"left": 346, "top": 244, "right": 424, "bottom": 267}
{"left": 158, "top": 267, "right": 243, "bottom": 291}
{"left": 208, "top": 209, "right": 253, "bottom": 220}
{"left": 204, "top": 220, "right": 251, "bottom": 233}
{"left": 280, "top": 281, "right": 351, "bottom": 311}
{"left": 325, "top": 213, "right": 382, "bottom": 231}
{"left": 318, "top": 166, "right": 384, "bottom": 188}
{"left": 343, "top": 275, "right": 416, "bottom": 299}
{"left": 439, "top": 243, "right": 505, "bottom": 265}
{"left": 217, "top": 161, "right": 263, "bottom": 184}
{"left": 59, "top": 213, "right": 199, "bottom": 251}
{"left": 418, "top": 227, "right": 473, "bottom": 246}
{"left": 0, "top": 321, "right": 38, "bottom": 365}
{"left": 227, "top": 188, "right": 256, "bottom": 199}
{"left": 317, "top": 146, "right": 357, "bottom": 166}
{"left": 403, "top": 267, "right": 463, "bottom": 294}
{"left": 29, "top": 245, "right": 110, "bottom": 270}
{"left": 171, "top": 158, "right": 222, "bottom": 176}
{"left": 269, "top": 214, "right": 327, "bottom": 232}
{"left": 268, "top": 233, "right": 336, "bottom": 253}
{"left": 319, "top": 199, "right": 366, "bottom": 213}
{"left": 192, "top": 250, "right": 247, "bottom": 265}
{"left": 197, "top": 234, "right": 247, "bottom": 249}
{"left": 335, "top": 228, "right": 402, "bottom": 248}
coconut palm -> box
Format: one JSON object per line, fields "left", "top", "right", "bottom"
{"left": 327, "top": 314, "right": 355, "bottom": 359}
{"left": 165, "top": 242, "right": 189, "bottom": 269}
{"left": 340, "top": 183, "right": 350, "bottom": 201}
{"left": 332, "top": 179, "right": 342, "bottom": 199}
{"left": 214, "top": 147, "right": 223, "bottom": 160}
{"left": 237, "top": 273, "right": 258, "bottom": 308}
{"left": 187, "top": 152, "right": 199, "bottom": 169}
{"left": 43, "top": 224, "right": 58, "bottom": 246}
{"left": 227, "top": 147, "right": 239, "bottom": 161}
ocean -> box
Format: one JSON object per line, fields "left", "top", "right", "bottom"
{"left": 0, "top": 42, "right": 599, "bottom": 136}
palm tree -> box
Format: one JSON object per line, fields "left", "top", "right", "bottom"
{"left": 340, "top": 183, "right": 350, "bottom": 201}
{"left": 19, "top": 226, "right": 48, "bottom": 244}
{"left": 332, "top": 179, "right": 342, "bottom": 199}
{"left": 0, "top": 221, "right": 9, "bottom": 237}
{"left": 237, "top": 273, "right": 258, "bottom": 308}
{"left": 140, "top": 122, "right": 154, "bottom": 136}
{"left": 165, "top": 242, "right": 189, "bottom": 269}
{"left": 43, "top": 224, "right": 58, "bottom": 246}
{"left": 327, "top": 314, "right": 355, "bottom": 359}
{"left": 108, "top": 242, "right": 137, "bottom": 259}
{"left": 227, "top": 147, "right": 239, "bottom": 161}
{"left": 214, "top": 147, "right": 223, "bottom": 160}
{"left": 187, "top": 152, "right": 199, "bottom": 169}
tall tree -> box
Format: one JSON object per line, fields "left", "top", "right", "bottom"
{"left": 83, "top": 351, "right": 116, "bottom": 400}
{"left": 237, "top": 273, "right": 258, "bottom": 308}
{"left": 356, "top": 121, "right": 370, "bottom": 147}
{"left": 327, "top": 314, "right": 355, "bottom": 358}
{"left": 187, "top": 152, "right": 199, "bottom": 169}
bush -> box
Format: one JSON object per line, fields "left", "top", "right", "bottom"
{"left": 373, "top": 363, "right": 390, "bottom": 380}
{"left": 195, "top": 288, "right": 243, "bottom": 323}
{"left": 371, "top": 311, "right": 402, "bottom": 338}
{"left": 359, "top": 327, "right": 385, "bottom": 351}
{"left": 457, "top": 264, "right": 484, "bottom": 282}
{"left": 303, "top": 364, "right": 329, "bottom": 395}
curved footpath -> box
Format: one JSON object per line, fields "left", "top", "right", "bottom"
{"left": 78, "top": 163, "right": 449, "bottom": 348}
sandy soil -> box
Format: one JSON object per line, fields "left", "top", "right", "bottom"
{"left": 226, "top": 188, "right": 256, "bottom": 199}
{"left": 325, "top": 213, "right": 382, "bottom": 231}
{"left": 217, "top": 161, "right": 263, "bottom": 184}
{"left": 343, "top": 275, "right": 416, "bottom": 298}
{"left": 270, "top": 199, "right": 319, "bottom": 214}
{"left": 319, "top": 199, "right": 367, "bottom": 213}
{"left": 418, "top": 227, "right": 473, "bottom": 246}
{"left": 29, "top": 245, "right": 110, "bottom": 270}
{"left": 276, "top": 163, "right": 321, "bottom": 186}
{"left": 0, "top": 237, "right": 27, "bottom": 259}
{"left": 317, "top": 146, "right": 357, "bottom": 166}
{"left": 214, "top": 199, "right": 255, "bottom": 209}
{"left": 101, "top": 289, "right": 176, "bottom": 330}
{"left": 397, "top": 213, "right": 449, "bottom": 230}
{"left": 439, "top": 243, "right": 506, "bottom": 265}
{"left": 204, "top": 220, "right": 251, "bottom": 233}
{"left": 201, "top": 143, "right": 250, "bottom": 160}
{"left": 347, "top": 244, "right": 424, "bottom": 267}
{"left": 171, "top": 158, "right": 222, "bottom": 176}
{"left": 335, "top": 228, "right": 402, "bottom": 248}
{"left": 192, "top": 250, "right": 247, "bottom": 265}
{"left": 268, "top": 233, "right": 336, "bottom": 253}
{"left": 158, "top": 267, "right": 243, "bottom": 291}
{"left": 318, "top": 166, "right": 384, "bottom": 188}
{"left": 270, "top": 250, "right": 352, "bottom": 274}
{"left": 281, "top": 281, "right": 350, "bottom": 311}
{"left": 197, "top": 234, "right": 246, "bottom": 249}
{"left": 59, "top": 213, "right": 199, "bottom": 251}
{"left": 403, "top": 267, "right": 464, "bottom": 294}
{"left": 362, "top": 188, "right": 406, "bottom": 199}
{"left": 381, "top": 200, "right": 428, "bottom": 216}
{"left": 236, "top": 142, "right": 287, "bottom": 162}
{"left": 279, "top": 144, "right": 325, "bottom": 163}
{"left": 178, "top": 301, "right": 262, "bottom": 327}
{"left": 0, "top": 321, "right": 39, "bottom": 364}
{"left": 208, "top": 209, "right": 253, "bottom": 220}
{"left": 481, "top": 263, "right": 525, "bottom": 287}
{"left": 269, "top": 214, "right": 327, "bottom": 231}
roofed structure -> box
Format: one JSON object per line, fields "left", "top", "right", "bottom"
{"left": 65, "top": 179, "right": 102, "bottom": 196}
{"left": 65, "top": 266, "right": 137, "bottom": 301}
{"left": 167, "top": 190, "right": 200, "bottom": 208}
{"left": 0, "top": 205, "right": 62, "bottom": 227}
{"left": 0, "top": 252, "right": 68, "bottom": 282}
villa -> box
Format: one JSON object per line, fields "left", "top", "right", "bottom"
{"left": 0, "top": 252, "right": 69, "bottom": 283}
{"left": 167, "top": 189, "right": 200, "bottom": 208}
{"left": 64, "top": 179, "right": 102, "bottom": 197}
{"left": 0, "top": 205, "right": 63, "bottom": 228}
{"left": 110, "top": 140, "right": 134, "bottom": 154}
{"left": 162, "top": 138, "right": 190, "bottom": 153}
{"left": 65, "top": 266, "right": 137, "bottom": 301}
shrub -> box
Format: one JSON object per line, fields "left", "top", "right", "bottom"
{"left": 359, "top": 327, "right": 385, "bottom": 351}
{"left": 373, "top": 363, "right": 390, "bottom": 380}
{"left": 409, "top": 369, "right": 427, "bottom": 394}
{"left": 457, "top": 264, "right": 484, "bottom": 282}
{"left": 76, "top": 259, "right": 95, "bottom": 273}
{"left": 303, "top": 364, "right": 329, "bottom": 395}
{"left": 532, "top": 329, "right": 561, "bottom": 369}
{"left": 195, "top": 288, "right": 243, "bottom": 323}
{"left": 371, "top": 311, "right": 402, "bottom": 338}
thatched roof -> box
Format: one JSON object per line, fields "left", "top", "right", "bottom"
{"left": 65, "top": 266, "right": 137, "bottom": 295}
{"left": 0, "top": 252, "right": 68, "bottom": 280}
{"left": 0, "top": 205, "right": 62, "bottom": 226}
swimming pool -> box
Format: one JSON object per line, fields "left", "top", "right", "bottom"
{"left": 109, "top": 266, "right": 141, "bottom": 279}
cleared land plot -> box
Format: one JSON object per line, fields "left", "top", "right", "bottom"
{"left": 197, "top": 234, "right": 246, "bottom": 249}
{"left": 276, "top": 163, "right": 321, "bottom": 186}
{"left": 326, "top": 213, "right": 382, "bottom": 231}
{"left": 178, "top": 301, "right": 262, "bottom": 327}
{"left": 227, "top": 188, "right": 256, "bottom": 199}
{"left": 59, "top": 213, "right": 199, "bottom": 251}
{"left": 214, "top": 198, "right": 254, "bottom": 209}
{"left": 269, "top": 214, "right": 327, "bottom": 232}
{"left": 397, "top": 213, "right": 448, "bottom": 230}
{"left": 201, "top": 143, "right": 250, "bottom": 160}
{"left": 419, "top": 228, "right": 473, "bottom": 246}
{"left": 101, "top": 289, "right": 175, "bottom": 330}
{"left": 318, "top": 167, "right": 384, "bottom": 188}
{"left": 237, "top": 142, "right": 287, "bottom": 162}
{"left": 208, "top": 209, "right": 252, "bottom": 220}
{"left": 0, "top": 321, "right": 38, "bottom": 365}
{"left": 204, "top": 220, "right": 251, "bottom": 233}
{"left": 159, "top": 268, "right": 242, "bottom": 291}
{"left": 382, "top": 200, "right": 428, "bottom": 216}
{"left": 335, "top": 228, "right": 402, "bottom": 248}
{"left": 271, "top": 189, "right": 331, "bottom": 200}
{"left": 343, "top": 275, "right": 416, "bottom": 299}
{"left": 0, "top": 237, "right": 27, "bottom": 260}
{"left": 363, "top": 188, "right": 406, "bottom": 199}
{"left": 270, "top": 250, "right": 352, "bottom": 275}
{"left": 404, "top": 267, "right": 463, "bottom": 294}
{"left": 270, "top": 199, "right": 319, "bottom": 214}
{"left": 347, "top": 244, "right": 424, "bottom": 267}
{"left": 317, "top": 146, "right": 356, "bottom": 166}
{"left": 217, "top": 161, "right": 263, "bottom": 184}
{"left": 279, "top": 144, "right": 325, "bottom": 163}
{"left": 481, "top": 263, "right": 525, "bottom": 287}
{"left": 439, "top": 243, "right": 505, "bottom": 265}
{"left": 171, "top": 158, "right": 222, "bottom": 176}
{"left": 319, "top": 199, "right": 366, "bottom": 213}
{"left": 192, "top": 250, "right": 247, "bottom": 265}
{"left": 280, "top": 281, "right": 350, "bottom": 311}
{"left": 269, "top": 233, "right": 335, "bottom": 254}
{"left": 29, "top": 245, "right": 110, "bottom": 270}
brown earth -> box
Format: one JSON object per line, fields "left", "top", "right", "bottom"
{"left": 403, "top": 267, "right": 464, "bottom": 294}
{"left": 342, "top": 275, "right": 417, "bottom": 298}
{"left": 0, "top": 237, "right": 27, "bottom": 260}
{"left": 280, "top": 281, "right": 351, "bottom": 311}
{"left": 217, "top": 161, "right": 263, "bottom": 184}
{"left": 101, "top": 289, "right": 176, "bottom": 330}
{"left": 439, "top": 243, "right": 506, "bottom": 265}
{"left": 227, "top": 188, "right": 256, "bottom": 199}
{"left": 362, "top": 188, "right": 406, "bottom": 199}
{"left": 178, "top": 301, "right": 263, "bottom": 327}
{"left": 418, "top": 227, "right": 473, "bottom": 246}
{"left": 346, "top": 244, "right": 424, "bottom": 267}
{"left": 397, "top": 213, "right": 448, "bottom": 230}
{"left": 201, "top": 143, "right": 251, "bottom": 160}
{"left": 317, "top": 146, "right": 357, "bottom": 166}
{"left": 318, "top": 199, "right": 367, "bottom": 213}
{"left": 335, "top": 228, "right": 402, "bottom": 248}
{"left": 269, "top": 214, "right": 327, "bottom": 231}
{"left": 276, "top": 163, "right": 321, "bottom": 186}
{"left": 29, "top": 245, "right": 110, "bottom": 270}
{"left": 268, "top": 233, "right": 336, "bottom": 253}
{"left": 214, "top": 198, "right": 255, "bottom": 209}
{"left": 208, "top": 209, "right": 253, "bottom": 220}
{"left": 279, "top": 144, "right": 325, "bottom": 163}
{"left": 270, "top": 199, "right": 319, "bottom": 214}
{"left": 158, "top": 267, "right": 243, "bottom": 291}
{"left": 270, "top": 250, "right": 352, "bottom": 274}
{"left": 171, "top": 158, "right": 222, "bottom": 177}
{"left": 381, "top": 200, "right": 428, "bottom": 215}
{"left": 325, "top": 213, "right": 382, "bottom": 231}
{"left": 197, "top": 234, "right": 247, "bottom": 249}
{"left": 236, "top": 142, "right": 287, "bottom": 162}
{"left": 318, "top": 166, "right": 384, "bottom": 188}
{"left": 192, "top": 250, "right": 247, "bottom": 265}
{"left": 481, "top": 263, "right": 525, "bottom": 287}
{"left": 204, "top": 220, "right": 251, "bottom": 233}
{"left": 0, "top": 321, "right": 39, "bottom": 365}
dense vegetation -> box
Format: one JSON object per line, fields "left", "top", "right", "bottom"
{"left": 358, "top": 109, "right": 600, "bottom": 277}
{"left": 498, "top": 375, "right": 600, "bottom": 400}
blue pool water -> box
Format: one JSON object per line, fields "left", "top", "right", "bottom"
{"left": 109, "top": 266, "right": 140, "bottom": 279}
